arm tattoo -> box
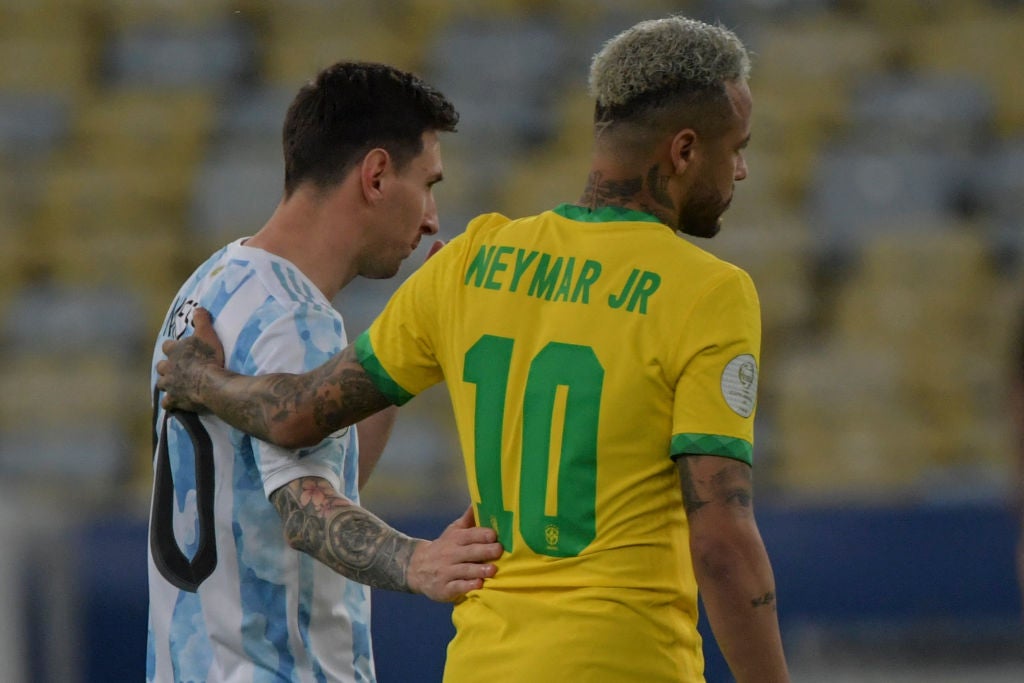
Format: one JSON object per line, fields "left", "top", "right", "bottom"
{"left": 308, "top": 348, "right": 392, "bottom": 433}
{"left": 678, "top": 458, "right": 710, "bottom": 514}
{"left": 678, "top": 456, "right": 754, "bottom": 516}
{"left": 205, "top": 346, "right": 391, "bottom": 444}
{"left": 751, "top": 591, "right": 777, "bottom": 610}
{"left": 271, "top": 478, "right": 416, "bottom": 592}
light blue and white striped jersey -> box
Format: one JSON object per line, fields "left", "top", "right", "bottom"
{"left": 147, "top": 239, "right": 375, "bottom": 683}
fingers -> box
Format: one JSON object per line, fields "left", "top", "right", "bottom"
{"left": 438, "top": 527, "right": 503, "bottom": 561}
{"left": 440, "top": 578, "right": 485, "bottom": 600}
{"left": 425, "top": 239, "right": 445, "bottom": 260}
{"left": 193, "top": 307, "right": 214, "bottom": 335}
{"left": 193, "top": 306, "right": 212, "bottom": 325}
{"left": 449, "top": 505, "right": 477, "bottom": 529}
{"left": 445, "top": 521, "right": 498, "bottom": 547}
{"left": 461, "top": 542, "right": 503, "bottom": 563}
{"left": 434, "top": 562, "right": 498, "bottom": 602}
{"left": 161, "top": 339, "right": 178, "bottom": 355}
{"left": 410, "top": 524, "right": 504, "bottom": 601}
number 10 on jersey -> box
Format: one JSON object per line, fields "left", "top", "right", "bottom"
{"left": 463, "top": 335, "right": 604, "bottom": 558}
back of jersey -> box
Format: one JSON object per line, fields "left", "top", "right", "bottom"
{"left": 359, "top": 205, "right": 761, "bottom": 682}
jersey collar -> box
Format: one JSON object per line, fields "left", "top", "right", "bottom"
{"left": 552, "top": 203, "right": 665, "bottom": 225}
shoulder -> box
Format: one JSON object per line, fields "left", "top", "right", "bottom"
{"left": 652, "top": 233, "right": 757, "bottom": 293}
{"left": 466, "top": 211, "right": 515, "bottom": 235}
{"left": 215, "top": 246, "right": 338, "bottom": 322}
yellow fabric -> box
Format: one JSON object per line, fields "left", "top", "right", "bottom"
{"left": 358, "top": 206, "right": 761, "bottom": 682}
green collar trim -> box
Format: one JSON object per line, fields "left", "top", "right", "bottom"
{"left": 552, "top": 203, "right": 664, "bottom": 225}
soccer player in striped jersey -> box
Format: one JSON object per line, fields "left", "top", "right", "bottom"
{"left": 158, "top": 17, "right": 790, "bottom": 683}
{"left": 147, "top": 62, "right": 502, "bottom": 683}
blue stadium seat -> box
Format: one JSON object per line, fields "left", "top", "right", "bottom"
{"left": 102, "top": 17, "right": 258, "bottom": 89}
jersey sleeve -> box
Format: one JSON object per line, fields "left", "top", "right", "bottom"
{"left": 355, "top": 238, "right": 463, "bottom": 404}
{"left": 238, "top": 304, "right": 353, "bottom": 498}
{"left": 670, "top": 267, "right": 761, "bottom": 465}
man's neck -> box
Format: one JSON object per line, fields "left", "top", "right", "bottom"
{"left": 578, "top": 165, "right": 676, "bottom": 229}
{"left": 245, "top": 195, "right": 357, "bottom": 301}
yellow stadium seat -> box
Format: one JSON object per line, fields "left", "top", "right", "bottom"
{"left": 705, "top": 213, "right": 815, "bottom": 352}
{"left": 99, "top": 0, "right": 239, "bottom": 28}
{"left": 262, "top": 4, "right": 427, "bottom": 83}
{"left": 772, "top": 343, "right": 939, "bottom": 501}
{"left": 0, "top": 354, "right": 136, "bottom": 427}
{"left": 70, "top": 89, "right": 213, "bottom": 169}
{"left": 833, "top": 223, "right": 1000, "bottom": 353}
{"left": 0, "top": 36, "right": 95, "bottom": 97}
{"left": 33, "top": 146, "right": 193, "bottom": 240}
{"left": 907, "top": 8, "right": 1024, "bottom": 135}
{"left": 495, "top": 148, "right": 588, "bottom": 220}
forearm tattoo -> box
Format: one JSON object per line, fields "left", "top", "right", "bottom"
{"left": 751, "top": 591, "right": 777, "bottom": 610}
{"left": 307, "top": 348, "right": 392, "bottom": 433}
{"left": 678, "top": 457, "right": 754, "bottom": 516}
{"left": 206, "top": 346, "right": 391, "bottom": 443}
{"left": 271, "top": 478, "right": 416, "bottom": 592}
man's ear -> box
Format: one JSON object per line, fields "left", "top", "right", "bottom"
{"left": 670, "top": 129, "right": 698, "bottom": 175}
{"left": 360, "top": 148, "right": 391, "bottom": 202}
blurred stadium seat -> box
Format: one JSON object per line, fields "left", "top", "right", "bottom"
{"left": 101, "top": 14, "right": 258, "bottom": 89}
{"left": 0, "top": 1, "right": 1022, "bottom": 678}
{"left": 972, "top": 136, "right": 1024, "bottom": 267}
{"left": 0, "top": 0, "right": 1014, "bottom": 534}
{"left": 188, "top": 145, "right": 283, "bottom": 251}
{"left": 806, "top": 145, "right": 969, "bottom": 267}
{"left": 907, "top": 7, "right": 1024, "bottom": 136}
{"left": 0, "top": 353, "right": 138, "bottom": 484}
{"left": 846, "top": 71, "right": 995, "bottom": 155}
{"left": 0, "top": 0, "right": 1017, "bottom": 551}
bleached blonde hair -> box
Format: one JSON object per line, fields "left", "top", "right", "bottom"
{"left": 589, "top": 16, "right": 750, "bottom": 127}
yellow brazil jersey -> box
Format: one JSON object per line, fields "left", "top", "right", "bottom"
{"left": 355, "top": 204, "right": 761, "bottom": 683}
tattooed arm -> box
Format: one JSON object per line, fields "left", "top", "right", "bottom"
{"left": 271, "top": 477, "right": 502, "bottom": 601}
{"left": 157, "top": 307, "right": 386, "bottom": 449}
{"left": 678, "top": 455, "right": 790, "bottom": 683}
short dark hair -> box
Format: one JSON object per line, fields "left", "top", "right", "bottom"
{"left": 282, "top": 61, "right": 459, "bottom": 197}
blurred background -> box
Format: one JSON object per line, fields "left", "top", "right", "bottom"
{"left": 0, "top": 0, "right": 1022, "bottom": 680}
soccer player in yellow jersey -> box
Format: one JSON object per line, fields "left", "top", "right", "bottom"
{"left": 158, "top": 15, "right": 790, "bottom": 683}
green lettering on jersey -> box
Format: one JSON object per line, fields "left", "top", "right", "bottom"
{"left": 465, "top": 245, "right": 497, "bottom": 287}
{"left": 509, "top": 249, "right": 539, "bottom": 293}
{"left": 627, "top": 270, "right": 661, "bottom": 314}
{"left": 608, "top": 268, "right": 661, "bottom": 314}
{"left": 552, "top": 257, "right": 577, "bottom": 302}
{"left": 464, "top": 335, "right": 603, "bottom": 557}
{"left": 484, "top": 245, "right": 515, "bottom": 290}
{"left": 572, "top": 259, "right": 602, "bottom": 303}
{"left": 528, "top": 254, "right": 563, "bottom": 300}
{"left": 608, "top": 268, "right": 639, "bottom": 309}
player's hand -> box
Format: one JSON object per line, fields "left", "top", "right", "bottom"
{"left": 425, "top": 239, "right": 445, "bottom": 261}
{"left": 156, "top": 307, "right": 226, "bottom": 412}
{"left": 407, "top": 506, "right": 502, "bottom": 602}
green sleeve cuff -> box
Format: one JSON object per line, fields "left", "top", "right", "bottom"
{"left": 670, "top": 433, "right": 752, "bottom": 465}
{"left": 354, "top": 331, "right": 415, "bottom": 406}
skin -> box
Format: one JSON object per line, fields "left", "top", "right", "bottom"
{"left": 166, "top": 132, "right": 502, "bottom": 600}
{"left": 271, "top": 480, "right": 500, "bottom": 599}
{"left": 582, "top": 80, "right": 751, "bottom": 239}
{"left": 679, "top": 456, "right": 788, "bottom": 682}
{"left": 157, "top": 77, "right": 788, "bottom": 680}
